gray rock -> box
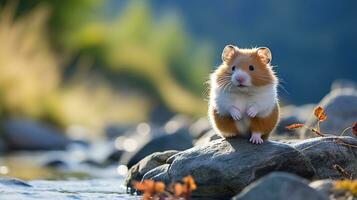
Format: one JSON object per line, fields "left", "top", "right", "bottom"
{"left": 0, "top": 137, "right": 7, "bottom": 153}
{"left": 275, "top": 115, "right": 301, "bottom": 135}
{"left": 280, "top": 104, "right": 316, "bottom": 124}
{"left": 125, "top": 128, "right": 193, "bottom": 168}
{"left": 104, "top": 124, "right": 132, "bottom": 139}
{"left": 2, "top": 118, "right": 70, "bottom": 150}
{"left": 302, "top": 89, "right": 357, "bottom": 138}
{"left": 143, "top": 164, "right": 170, "bottom": 181}
{"left": 124, "top": 150, "right": 179, "bottom": 193}
{"left": 128, "top": 138, "right": 314, "bottom": 198}
{"left": 0, "top": 178, "right": 31, "bottom": 187}
{"left": 272, "top": 104, "right": 315, "bottom": 139}
{"left": 43, "top": 159, "right": 68, "bottom": 168}
{"left": 105, "top": 149, "right": 124, "bottom": 164}
{"left": 292, "top": 136, "right": 357, "bottom": 179}
{"left": 194, "top": 129, "right": 221, "bottom": 146}
{"left": 233, "top": 172, "right": 328, "bottom": 200}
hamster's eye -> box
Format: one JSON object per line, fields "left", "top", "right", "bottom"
{"left": 232, "top": 66, "right": 236, "bottom": 71}
{"left": 249, "top": 65, "right": 254, "bottom": 71}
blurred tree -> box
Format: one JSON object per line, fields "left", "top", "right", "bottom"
{"left": 0, "top": 0, "right": 213, "bottom": 129}
{"left": 0, "top": 4, "right": 61, "bottom": 124}
{"left": 64, "top": 1, "right": 213, "bottom": 116}
{"left": 0, "top": 3, "right": 150, "bottom": 131}
{"left": 0, "top": 0, "right": 102, "bottom": 47}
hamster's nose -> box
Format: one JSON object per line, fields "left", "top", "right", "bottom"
{"left": 236, "top": 76, "right": 245, "bottom": 84}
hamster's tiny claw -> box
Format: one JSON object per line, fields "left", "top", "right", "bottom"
{"left": 249, "top": 133, "right": 263, "bottom": 144}
{"left": 247, "top": 104, "right": 258, "bottom": 118}
{"left": 229, "top": 106, "right": 242, "bottom": 121}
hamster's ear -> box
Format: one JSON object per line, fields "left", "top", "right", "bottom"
{"left": 257, "top": 47, "right": 272, "bottom": 64}
{"left": 221, "top": 45, "right": 236, "bottom": 62}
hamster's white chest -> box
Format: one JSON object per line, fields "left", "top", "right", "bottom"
{"left": 231, "top": 94, "right": 250, "bottom": 112}
{"left": 215, "top": 92, "right": 250, "bottom": 114}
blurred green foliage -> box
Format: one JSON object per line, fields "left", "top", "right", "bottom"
{"left": 65, "top": 1, "right": 212, "bottom": 116}
{"left": 0, "top": 0, "right": 212, "bottom": 130}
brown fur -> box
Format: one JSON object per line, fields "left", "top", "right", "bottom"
{"left": 209, "top": 107, "right": 239, "bottom": 136}
{"left": 250, "top": 104, "right": 279, "bottom": 140}
{"left": 209, "top": 104, "right": 279, "bottom": 139}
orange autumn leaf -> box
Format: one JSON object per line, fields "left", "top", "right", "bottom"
{"left": 334, "top": 180, "right": 357, "bottom": 195}
{"left": 133, "top": 180, "right": 155, "bottom": 193}
{"left": 285, "top": 123, "right": 304, "bottom": 130}
{"left": 174, "top": 183, "right": 184, "bottom": 196}
{"left": 133, "top": 176, "right": 198, "bottom": 200}
{"left": 154, "top": 181, "right": 165, "bottom": 193}
{"left": 183, "top": 176, "right": 197, "bottom": 191}
{"left": 314, "top": 106, "right": 327, "bottom": 122}
{"left": 352, "top": 122, "right": 357, "bottom": 137}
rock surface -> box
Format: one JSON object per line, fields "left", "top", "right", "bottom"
{"left": 233, "top": 172, "right": 328, "bottom": 200}
{"left": 126, "top": 128, "right": 193, "bottom": 168}
{"left": 0, "top": 137, "right": 7, "bottom": 153}
{"left": 128, "top": 138, "right": 315, "bottom": 199}
{"left": 125, "top": 150, "right": 179, "bottom": 193}
{"left": 1, "top": 118, "right": 70, "bottom": 150}
{"left": 275, "top": 115, "right": 301, "bottom": 136}
{"left": 302, "top": 88, "right": 357, "bottom": 138}
{"left": 292, "top": 136, "right": 357, "bottom": 179}
{"left": 126, "top": 135, "right": 357, "bottom": 198}
{"left": 194, "top": 129, "right": 221, "bottom": 146}
{"left": 0, "top": 178, "right": 32, "bottom": 187}
{"left": 274, "top": 104, "right": 315, "bottom": 138}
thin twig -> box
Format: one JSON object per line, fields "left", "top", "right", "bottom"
{"left": 339, "top": 127, "right": 352, "bottom": 136}
{"left": 332, "top": 164, "right": 352, "bottom": 180}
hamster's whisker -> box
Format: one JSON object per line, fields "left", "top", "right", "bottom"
{"left": 223, "top": 81, "right": 232, "bottom": 91}
{"left": 277, "top": 82, "right": 289, "bottom": 94}
{"left": 218, "top": 79, "right": 231, "bottom": 91}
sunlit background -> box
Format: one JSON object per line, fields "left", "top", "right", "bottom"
{"left": 0, "top": 0, "right": 356, "bottom": 181}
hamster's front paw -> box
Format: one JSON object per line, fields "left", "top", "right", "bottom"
{"left": 229, "top": 106, "right": 242, "bottom": 120}
{"left": 249, "top": 132, "right": 263, "bottom": 144}
{"left": 247, "top": 104, "right": 258, "bottom": 118}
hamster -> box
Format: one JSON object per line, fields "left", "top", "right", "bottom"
{"left": 208, "top": 45, "right": 279, "bottom": 144}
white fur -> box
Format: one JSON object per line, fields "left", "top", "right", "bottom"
{"left": 231, "top": 69, "right": 252, "bottom": 87}
{"left": 209, "top": 73, "right": 278, "bottom": 135}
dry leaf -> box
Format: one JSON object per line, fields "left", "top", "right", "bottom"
{"left": 285, "top": 123, "right": 304, "bottom": 130}
{"left": 174, "top": 183, "right": 184, "bottom": 196}
{"left": 314, "top": 106, "right": 327, "bottom": 122}
{"left": 183, "top": 175, "right": 197, "bottom": 191}
{"left": 133, "top": 180, "right": 155, "bottom": 193}
{"left": 352, "top": 122, "right": 357, "bottom": 137}
{"left": 134, "top": 175, "right": 198, "bottom": 200}
{"left": 154, "top": 182, "right": 165, "bottom": 193}
{"left": 334, "top": 180, "right": 357, "bottom": 195}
